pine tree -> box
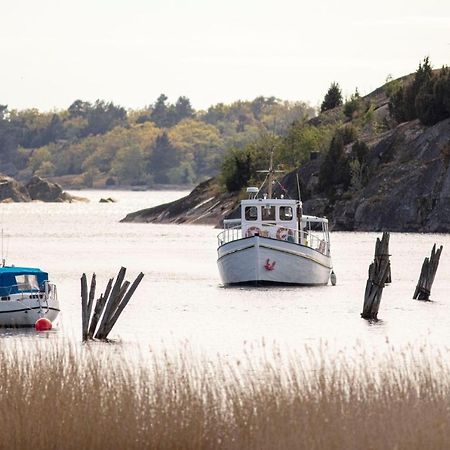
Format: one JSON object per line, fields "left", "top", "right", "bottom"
{"left": 321, "top": 82, "right": 343, "bottom": 112}
{"left": 148, "top": 132, "right": 179, "bottom": 184}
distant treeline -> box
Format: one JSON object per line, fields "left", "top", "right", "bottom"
{"left": 0, "top": 95, "right": 314, "bottom": 187}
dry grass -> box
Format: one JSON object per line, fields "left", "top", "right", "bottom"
{"left": 0, "top": 340, "right": 449, "bottom": 449}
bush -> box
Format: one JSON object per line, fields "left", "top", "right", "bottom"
{"left": 343, "top": 89, "right": 362, "bottom": 119}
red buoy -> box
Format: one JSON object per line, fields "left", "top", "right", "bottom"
{"left": 35, "top": 318, "right": 52, "bottom": 331}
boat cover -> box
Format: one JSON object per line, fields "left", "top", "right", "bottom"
{"left": 0, "top": 267, "right": 48, "bottom": 295}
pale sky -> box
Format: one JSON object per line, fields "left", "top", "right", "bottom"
{"left": 1, "top": 0, "right": 449, "bottom": 112}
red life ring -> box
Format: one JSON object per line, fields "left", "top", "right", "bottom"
{"left": 246, "top": 226, "right": 261, "bottom": 237}
{"left": 276, "top": 227, "right": 293, "bottom": 240}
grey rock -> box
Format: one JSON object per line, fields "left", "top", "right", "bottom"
{"left": 0, "top": 176, "right": 31, "bottom": 202}
{"left": 26, "top": 176, "right": 69, "bottom": 202}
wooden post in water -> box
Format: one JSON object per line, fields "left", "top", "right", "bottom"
{"left": 81, "top": 274, "right": 88, "bottom": 341}
{"left": 413, "top": 244, "right": 443, "bottom": 301}
{"left": 361, "top": 232, "right": 391, "bottom": 320}
{"left": 81, "top": 267, "right": 144, "bottom": 342}
{"left": 374, "top": 231, "right": 391, "bottom": 284}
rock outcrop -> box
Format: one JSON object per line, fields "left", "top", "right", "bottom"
{"left": 0, "top": 175, "right": 84, "bottom": 203}
{"left": 0, "top": 176, "right": 32, "bottom": 202}
{"left": 121, "top": 178, "right": 239, "bottom": 225}
{"left": 26, "top": 176, "right": 73, "bottom": 202}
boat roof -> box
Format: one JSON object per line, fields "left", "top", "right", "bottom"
{"left": 241, "top": 198, "right": 298, "bottom": 205}
{"left": 0, "top": 266, "right": 47, "bottom": 275}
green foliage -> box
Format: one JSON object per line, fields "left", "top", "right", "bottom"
{"left": 415, "top": 67, "right": 450, "bottom": 126}
{"left": 318, "top": 131, "right": 355, "bottom": 194}
{"left": 0, "top": 95, "right": 314, "bottom": 187}
{"left": 343, "top": 89, "right": 362, "bottom": 119}
{"left": 279, "top": 123, "right": 333, "bottom": 169}
{"left": 220, "top": 135, "right": 281, "bottom": 193}
{"left": 321, "top": 82, "right": 343, "bottom": 112}
{"left": 111, "top": 145, "right": 147, "bottom": 185}
{"left": 150, "top": 94, "right": 195, "bottom": 128}
{"left": 148, "top": 132, "right": 180, "bottom": 184}
{"left": 336, "top": 124, "right": 358, "bottom": 145}
{"left": 387, "top": 57, "right": 450, "bottom": 125}
{"left": 220, "top": 148, "right": 252, "bottom": 192}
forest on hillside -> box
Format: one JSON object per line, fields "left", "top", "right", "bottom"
{"left": 0, "top": 95, "right": 314, "bottom": 187}
{"left": 219, "top": 58, "right": 450, "bottom": 198}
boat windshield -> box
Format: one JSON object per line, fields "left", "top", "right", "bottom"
{"left": 15, "top": 274, "right": 40, "bottom": 292}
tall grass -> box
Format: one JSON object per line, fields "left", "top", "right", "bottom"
{"left": 0, "top": 340, "right": 449, "bottom": 449}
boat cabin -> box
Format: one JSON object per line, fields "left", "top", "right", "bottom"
{"left": 0, "top": 267, "right": 48, "bottom": 297}
{"left": 220, "top": 198, "right": 330, "bottom": 255}
{"left": 241, "top": 198, "right": 299, "bottom": 241}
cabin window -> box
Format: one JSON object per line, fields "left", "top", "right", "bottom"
{"left": 279, "top": 206, "right": 293, "bottom": 221}
{"left": 15, "top": 275, "right": 39, "bottom": 291}
{"left": 262, "top": 205, "right": 275, "bottom": 221}
{"left": 245, "top": 206, "right": 258, "bottom": 221}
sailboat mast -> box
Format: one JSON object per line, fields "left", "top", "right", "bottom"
{"left": 267, "top": 149, "right": 274, "bottom": 199}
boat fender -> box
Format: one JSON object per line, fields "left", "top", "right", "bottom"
{"left": 330, "top": 270, "right": 337, "bottom": 286}
{"left": 246, "top": 226, "right": 261, "bottom": 237}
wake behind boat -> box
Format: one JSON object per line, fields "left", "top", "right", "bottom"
{"left": 0, "top": 266, "right": 60, "bottom": 327}
{"left": 217, "top": 154, "right": 333, "bottom": 286}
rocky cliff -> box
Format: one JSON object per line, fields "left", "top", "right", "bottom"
{"left": 300, "top": 118, "right": 450, "bottom": 231}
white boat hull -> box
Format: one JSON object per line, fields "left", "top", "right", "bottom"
{"left": 217, "top": 236, "right": 332, "bottom": 285}
{"left": 0, "top": 296, "right": 60, "bottom": 327}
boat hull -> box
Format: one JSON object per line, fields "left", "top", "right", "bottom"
{"left": 217, "top": 236, "right": 332, "bottom": 285}
{"left": 0, "top": 297, "right": 60, "bottom": 327}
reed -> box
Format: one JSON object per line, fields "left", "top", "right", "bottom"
{"left": 0, "top": 340, "right": 450, "bottom": 450}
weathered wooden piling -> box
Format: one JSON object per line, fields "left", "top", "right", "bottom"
{"left": 361, "top": 232, "right": 391, "bottom": 320}
{"left": 374, "top": 231, "right": 391, "bottom": 284}
{"left": 81, "top": 267, "right": 144, "bottom": 341}
{"left": 413, "top": 244, "right": 443, "bottom": 301}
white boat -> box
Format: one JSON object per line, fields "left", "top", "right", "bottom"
{"left": 0, "top": 266, "right": 60, "bottom": 326}
{"left": 217, "top": 157, "right": 333, "bottom": 286}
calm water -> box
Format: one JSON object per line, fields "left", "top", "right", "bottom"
{"left": 1, "top": 189, "right": 450, "bottom": 356}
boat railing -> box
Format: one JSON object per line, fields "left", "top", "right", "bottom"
{"left": 298, "top": 230, "right": 330, "bottom": 256}
{"left": 218, "top": 223, "right": 330, "bottom": 256}
{"left": 217, "top": 225, "right": 242, "bottom": 246}
{"left": 0, "top": 282, "right": 57, "bottom": 301}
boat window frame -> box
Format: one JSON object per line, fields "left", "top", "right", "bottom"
{"left": 279, "top": 206, "right": 294, "bottom": 221}
{"left": 262, "top": 205, "right": 276, "bottom": 222}
{"left": 244, "top": 205, "right": 259, "bottom": 221}
{"left": 15, "top": 274, "right": 40, "bottom": 292}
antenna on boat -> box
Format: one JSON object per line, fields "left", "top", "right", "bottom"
{"left": 296, "top": 172, "right": 302, "bottom": 202}
{"left": 1, "top": 228, "right": 5, "bottom": 267}
{"left": 256, "top": 146, "right": 284, "bottom": 199}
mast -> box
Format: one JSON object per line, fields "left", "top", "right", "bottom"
{"left": 267, "top": 148, "right": 274, "bottom": 199}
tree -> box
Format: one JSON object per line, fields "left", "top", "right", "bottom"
{"left": 321, "top": 82, "right": 343, "bottom": 112}
{"left": 220, "top": 147, "right": 253, "bottom": 192}
{"left": 389, "top": 57, "right": 434, "bottom": 123}
{"left": 175, "top": 96, "right": 194, "bottom": 122}
{"left": 151, "top": 94, "right": 169, "bottom": 128}
{"left": 319, "top": 133, "right": 351, "bottom": 193}
{"left": 416, "top": 66, "right": 450, "bottom": 126}
{"left": 148, "top": 132, "right": 179, "bottom": 184}
{"left": 68, "top": 100, "right": 91, "bottom": 119}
